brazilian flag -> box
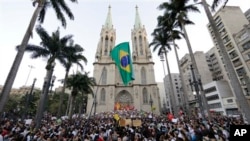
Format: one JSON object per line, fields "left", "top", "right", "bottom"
{"left": 110, "top": 42, "right": 134, "bottom": 85}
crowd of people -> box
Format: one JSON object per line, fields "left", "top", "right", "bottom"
{"left": 0, "top": 109, "right": 247, "bottom": 141}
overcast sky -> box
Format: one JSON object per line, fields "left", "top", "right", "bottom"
{"left": 0, "top": 0, "right": 249, "bottom": 90}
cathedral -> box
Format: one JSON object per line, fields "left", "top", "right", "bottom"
{"left": 86, "top": 6, "right": 161, "bottom": 115}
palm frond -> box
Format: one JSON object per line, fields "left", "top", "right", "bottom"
{"left": 75, "top": 61, "right": 84, "bottom": 71}
{"left": 38, "top": 1, "right": 50, "bottom": 24}
{"left": 211, "top": 0, "right": 228, "bottom": 11}
{"left": 77, "top": 54, "right": 87, "bottom": 64}
{"left": 57, "top": 0, "right": 74, "bottom": 20}
{"left": 66, "top": 72, "right": 96, "bottom": 97}
{"left": 158, "top": 0, "right": 199, "bottom": 28}
{"left": 185, "top": 4, "right": 200, "bottom": 13}
{"left": 60, "top": 43, "right": 87, "bottom": 74}
{"left": 150, "top": 29, "right": 171, "bottom": 57}
{"left": 27, "top": 45, "right": 50, "bottom": 59}
{"left": 37, "top": 0, "right": 77, "bottom": 28}
{"left": 74, "top": 44, "right": 84, "bottom": 52}
{"left": 69, "top": 0, "right": 78, "bottom": 3}
{"left": 172, "top": 29, "right": 183, "bottom": 39}
{"left": 50, "top": 0, "right": 67, "bottom": 27}
{"left": 24, "top": 25, "right": 79, "bottom": 73}
{"left": 35, "top": 25, "right": 50, "bottom": 44}
{"left": 60, "top": 35, "right": 74, "bottom": 45}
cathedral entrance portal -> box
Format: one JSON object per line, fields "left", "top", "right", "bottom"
{"left": 114, "top": 90, "right": 134, "bottom": 110}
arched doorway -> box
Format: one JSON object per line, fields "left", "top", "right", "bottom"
{"left": 114, "top": 90, "right": 134, "bottom": 110}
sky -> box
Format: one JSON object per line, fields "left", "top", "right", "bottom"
{"left": 0, "top": 0, "right": 249, "bottom": 90}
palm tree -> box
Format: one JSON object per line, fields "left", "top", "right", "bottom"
{"left": 158, "top": 0, "right": 211, "bottom": 119}
{"left": 149, "top": 28, "right": 178, "bottom": 115}
{"left": 66, "top": 72, "right": 96, "bottom": 119}
{"left": 198, "top": 0, "right": 250, "bottom": 123}
{"left": 0, "top": 0, "right": 77, "bottom": 112}
{"left": 156, "top": 15, "right": 191, "bottom": 116}
{"left": 18, "top": 25, "right": 76, "bottom": 128}
{"left": 57, "top": 42, "right": 87, "bottom": 117}
{"left": 158, "top": 0, "right": 200, "bottom": 80}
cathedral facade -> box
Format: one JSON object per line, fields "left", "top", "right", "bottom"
{"left": 86, "top": 6, "right": 161, "bottom": 115}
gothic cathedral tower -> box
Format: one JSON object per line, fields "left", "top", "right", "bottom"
{"left": 86, "top": 6, "right": 161, "bottom": 115}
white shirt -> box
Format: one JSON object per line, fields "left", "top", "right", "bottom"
{"left": 0, "top": 135, "right": 3, "bottom": 141}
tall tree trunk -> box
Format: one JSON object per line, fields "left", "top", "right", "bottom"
{"left": 78, "top": 93, "right": 84, "bottom": 117}
{"left": 173, "top": 42, "right": 190, "bottom": 117}
{"left": 201, "top": 0, "right": 250, "bottom": 123}
{"left": 65, "top": 94, "right": 71, "bottom": 116}
{"left": 0, "top": 2, "right": 44, "bottom": 112}
{"left": 164, "top": 51, "right": 177, "bottom": 115}
{"left": 68, "top": 95, "right": 75, "bottom": 119}
{"left": 181, "top": 20, "right": 211, "bottom": 119}
{"left": 35, "top": 63, "right": 55, "bottom": 129}
{"left": 57, "top": 69, "right": 70, "bottom": 117}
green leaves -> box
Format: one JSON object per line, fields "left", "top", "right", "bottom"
{"left": 211, "top": 0, "right": 228, "bottom": 11}
{"left": 67, "top": 72, "right": 96, "bottom": 97}
{"left": 37, "top": 0, "right": 77, "bottom": 28}
{"left": 150, "top": 0, "right": 200, "bottom": 56}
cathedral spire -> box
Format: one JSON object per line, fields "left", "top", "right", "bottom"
{"left": 134, "top": 5, "right": 142, "bottom": 29}
{"left": 104, "top": 5, "right": 113, "bottom": 29}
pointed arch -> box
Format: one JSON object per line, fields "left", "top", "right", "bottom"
{"left": 143, "top": 87, "right": 148, "bottom": 104}
{"left": 134, "top": 36, "right": 137, "bottom": 52}
{"left": 110, "top": 37, "right": 113, "bottom": 53}
{"left": 101, "top": 67, "right": 107, "bottom": 85}
{"left": 100, "top": 88, "right": 106, "bottom": 104}
{"left": 141, "top": 67, "right": 147, "bottom": 84}
{"left": 104, "top": 35, "right": 109, "bottom": 55}
{"left": 139, "top": 35, "right": 143, "bottom": 55}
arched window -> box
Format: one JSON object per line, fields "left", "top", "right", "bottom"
{"left": 143, "top": 88, "right": 148, "bottom": 104}
{"left": 110, "top": 37, "right": 113, "bottom": 53}
{"left": 104, "top": 36, "right": 109, "bottom": 55}
{"left": 134, "top": 37, "right": 137, "bottom": 52}
{"left": 141, "top": 67, "right": 147, "bottom": 84}
{"left": 100, "top": 88, "right": 106, "bottom": 104}
{"left": 102, "top": 67, "right": 107, "bottom": 85}
{"left": 139, "top": 36, "right": 143, "bottom": 55}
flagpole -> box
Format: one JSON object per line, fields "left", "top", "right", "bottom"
{"left": 82, "top": 69, "right": 104, "bottom": 139}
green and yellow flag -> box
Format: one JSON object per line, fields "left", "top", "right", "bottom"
{"left": 110, "top": 42, "right": 134, "bottom": 85}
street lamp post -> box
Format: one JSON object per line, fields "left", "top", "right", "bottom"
{"left": 149, "top": 95, "right": 153, "bottom": 113}
{"left": 188, "top": 65, "right": 205, "bottom": 119}
{"left": 25, "top": 65, "right": 35, "bottom": 86}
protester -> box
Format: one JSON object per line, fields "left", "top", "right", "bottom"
{"left": 0, "top": 109, "right": 246, "bottom": 141}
